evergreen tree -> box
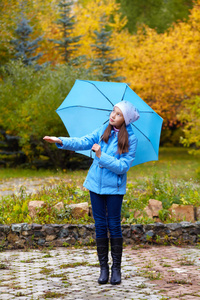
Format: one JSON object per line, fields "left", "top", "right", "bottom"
{"left": 11, "top": 17, "right": 43, "bottom": 69}
{"left": 51, "top": 0, "right": 82, "bottom": 64}
{"left": 92, "top": 17, "right": 124, "bottom": 82}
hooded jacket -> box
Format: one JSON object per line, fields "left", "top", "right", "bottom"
{"left": 56, "top": 123, "right": 138, "bottom": 195}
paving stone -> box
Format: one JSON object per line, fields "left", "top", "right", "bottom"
{"left": 0, "top": 295, "right": 15, "bottom": 300}
{"left": 1, "top": 246, "right": 200, "bottom": 300}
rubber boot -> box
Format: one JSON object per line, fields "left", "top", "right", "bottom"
{"left": 96, "top": 238, "right": 109, "bottom": 284}
{"left": 110, "top": 237, "right": 123, "bottom": 285}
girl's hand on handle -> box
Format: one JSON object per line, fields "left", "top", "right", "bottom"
{"left": 43, "top": 136, "right": 62, "bottom": 144}
{"left": 92, "top": 144, "right": 101, "bottom": 158}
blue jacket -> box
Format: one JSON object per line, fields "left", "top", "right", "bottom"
{"left": 56, "top": 124, "right": 138, "bottom": 195}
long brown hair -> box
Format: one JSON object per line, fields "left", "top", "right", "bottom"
{"left": 102, "top": 123, "right": 129, "bottom": 155}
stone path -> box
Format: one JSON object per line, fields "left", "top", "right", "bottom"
{"left": 125, "top": 245, "right": 200, "bottom": 300}
{"left": 0, "top": 177, "right": 63, "bottom": 197}
{"left": 0, "top": 245, "right": 200, "bottom": 300}
{"left": 1, "top": 178, "right": 200, "bottom": 299}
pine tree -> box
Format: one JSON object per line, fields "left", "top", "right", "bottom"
{"left": 92, "top": 17, "right": 124, "bottom": 82}
{"left": 51, "top": 0, "right": 82, "bottom": 64}
{"left": 11, "top": 17, "right": 43, "bottom": 69}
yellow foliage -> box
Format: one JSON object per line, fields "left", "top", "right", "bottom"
{"left": 1, "top": 0, "right": 199, "bottom": 126}
{"left": 32, "top": 0, "right": 62, "bottom": 64}
{"left": 179, "top": 96, "right": 200, "bottom": 154}
{"left": 73, "top": 0, "right": 126, "bottom": 62}
{"left": 70, "top": 0, "right": 200, "bottom": 125}
{"left": 110, "top": 1, "right": 200, "bottom": 124}
{"left": 0, "top": 0, "right": 20, "bottom": 60}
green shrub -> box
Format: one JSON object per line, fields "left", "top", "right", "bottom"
{"left": 122, "top": 174, "right": 200, "bottom": 224}
{"left": 158, "top": 209, "right": 170, "bottom": 222}
{"left": 179, "top": 96, "right": 200, "bottom": 156}
{"left": 0, "top": 173, "right": 199, "bottom": 225}
{"left": 0, "top": 60, "right": 98, "bottom": 167}
{"left": 0, "top": 181, "right": 92, "bottom": 225}
{"left": 196, "top": 167, "right": 200, "bottom": 180}
{"left": 136, "top": 174, "right": 200, "bottom": 208}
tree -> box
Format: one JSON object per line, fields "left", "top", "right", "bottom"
{"left": 116, "top": 0, "right": 194, "bottom": 33}
{"left": 0, "top": 0, "right": 20, "bottom": 66}
{"left": 1, "top": 0, "right": 199, "bottom": 128}
{"left": 11, "top": 16, "right": 43, "bottom": 68}
{"left": 0, "top": 60, "right": 95, "bottom": 167}
{"left": 179, "top": 96, "right": 200, "bottom": 155}
{"left": 51, "top": 0, "right": 82, "bottom": 64}
{"left": 110, "top": 0, "right": 200, "bottom": 125}
{"left": 91, "top": 16, "right": 124, "bottom": 81}
{"left": 73, "top": 0, "right": 127, "bottom": 76}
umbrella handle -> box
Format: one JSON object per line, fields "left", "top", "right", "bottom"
{"left": 91, "top": 136, "right": 103, "bottom": 156}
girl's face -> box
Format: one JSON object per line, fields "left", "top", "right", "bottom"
{"left": 109, "top": 106, "right": 125, "bottom": 129}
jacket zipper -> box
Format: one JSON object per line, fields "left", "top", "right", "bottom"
{"left": 117, "top": 175, "right": 119, "bottom": 191}
{"left": 99, "top": 167, "right": 102, "bottom": 194}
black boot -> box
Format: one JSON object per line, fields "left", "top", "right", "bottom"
{"left": 110, "top": 237, "right": 123, "bottom": 285}
{"left": 96, "top": 238, "right": 109, "bottom": 284}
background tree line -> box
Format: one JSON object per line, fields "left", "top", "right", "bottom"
{"left": 0, "top": 0, "right": 199, "bottom": 168}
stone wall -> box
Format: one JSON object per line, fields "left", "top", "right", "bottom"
{"left": 0, "top": 222, "right": 200, "bottom": 250}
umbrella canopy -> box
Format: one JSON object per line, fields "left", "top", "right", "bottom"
{"left": 56, "top": 80, "right": 163, "bottom": 166}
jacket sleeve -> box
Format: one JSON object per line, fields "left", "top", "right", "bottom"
{"left": 55, "top": 127, "right": 101, "bottom": 151}
{"left": 98, "top": 135, "right": 138, "bottom": 175}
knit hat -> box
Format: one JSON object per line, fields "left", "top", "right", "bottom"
{"left": 115, "top": 101, "right": 140, "bottom": 125}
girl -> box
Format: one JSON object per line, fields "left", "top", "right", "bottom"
{"left": 43, "top": 100, "right": 139, "bottom": 285}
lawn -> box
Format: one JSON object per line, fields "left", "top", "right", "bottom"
{"left": 0, "top": 147, "right": 199, "bottom": 182}
{"left": 128, "top": 147, "right": 200, "bottom": 182}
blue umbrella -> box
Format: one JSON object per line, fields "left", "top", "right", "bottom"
{"left": 56, "top": 80, "right": 163, "bottom": 166}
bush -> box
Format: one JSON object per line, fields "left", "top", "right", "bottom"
{"left": 0, "top": 182, "right": 92, "bottom": 225}
{"left": 160, "top": 126, "right": 184, "bottom": 147}
{"left": 0, "top": 60, "right": 98, "bottom": 167}
{"left": 122, "top": 174, "right": 200, "bottom": 224}
{"left": 179, "top": 96, "right": 200, "bottom": 155}
{"left": 0, "top": 174, "right": 199, "bottom": 225}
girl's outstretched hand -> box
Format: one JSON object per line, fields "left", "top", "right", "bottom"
{"left": 92, "top": 144, "right": 101, "bottom": 158}
{"left": 43, "top": 136, "right": 62, "bottom": 144}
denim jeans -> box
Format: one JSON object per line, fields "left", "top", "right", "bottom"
{"left": 90, "top": 191, "right": 123, "bottom": 239}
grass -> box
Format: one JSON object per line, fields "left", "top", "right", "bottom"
{"left": 128, "top": 147, "right": 200, "bottom": 182}
{"left": 50, "top": 273, "right": 65, "bottom": 278}
{"left": 0, "top": 147, "right": 199, "bottom": 225}
{"left": 43, "top": 253, "right": 53, "bottom": 258}
{"left": 136, "top": 283, "right": 147, "bottom": 289}
{"left": 143, "top": 261, "right": 154, "bottom": 268}
{"left": 167, "top": 279, "right": 192, "bottom": 285}
{"left": 87, "top": 263, "right": 99, "bottom": 267}
{"left": 40, "top": 267, "right": 54, "bottom": 275}
{"left": 139, "top": 269, "right": 162, "bottom": 280}
{"left": 60, "top": 261, "right": 88, "bottom": 268}
{"left": 0, "top": 147, "right": 199, "bottom": 181}
{"left": 0, "top": 262, "right": 9, "bottom": 269}
{"left": 162, "top": 263, "right": 172, "bottom": 267}
{"left": 20, "top": 259, "right": 35, "bottom": 263}
{"left": 44, "top": 291, "right": 68, "bottom": 298}
{"left": 16, "top": 292, "right": 26, "bottom": 297}
{"left": 178, "top": 257, "right": 195, "bottom": 266}
{"left": 0, "top": 168, "right": 59, "bottom": 180}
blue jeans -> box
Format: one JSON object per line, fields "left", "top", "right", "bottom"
{"left": 90, "top": 191, "right": 123, "bottom": 239}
